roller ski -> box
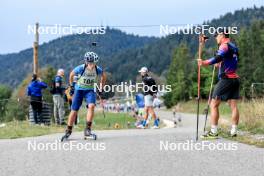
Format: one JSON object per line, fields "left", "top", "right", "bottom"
{"left": 200, "top": 131, "right": 219, "bottom": 140}
{"left": 61, "top": 128, "right": 72, "bottom": 142}
{"left": 137, "top": 124, "right": 146, "bottom": 129}
{"left": 84, "top": 128, "right": 97, "bottom": 140}
{"left": 151, "top": 118, "right": 160, "bottom": 129}
{"left": 136, "top": 120, "right": 148, "bottom": 129}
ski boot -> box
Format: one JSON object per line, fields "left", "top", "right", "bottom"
{"left": 61, "top": 127, "right": 72, "bottom": 142}
{"left": 151, "top": 118, "right": 160, "bottom": 129}
{"left": 200, "top": 131, "right": 219, "bottom": 140}
{"left": 84, "top": 127, "right": 97, "bottom": 140}
{"left": 230, "top": 130, "right": 237, "bottom": 137}
{"left": 137, "top": 120, "right": 147, "bottom": 129}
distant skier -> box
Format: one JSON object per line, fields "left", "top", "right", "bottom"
{"left": 135, "top": 93, "right": 145, "bottom": 127}
{"left": 172, "top": 109, "right": 177, "bottom": 127}
{"left": 137, "top": 67, "right": 159, "bottom": 129}
{"left": 176, "top": 103, "right": 182, "bottom": 125}
{"left": 172, "top": 103, "right": 182, "bottom": 127}
{"left": 61, "top": 51, "right": 106, "bottom": 141}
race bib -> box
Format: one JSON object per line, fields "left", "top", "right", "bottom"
{"left": 77, "top": 69, "right": 97, "bottom": 89}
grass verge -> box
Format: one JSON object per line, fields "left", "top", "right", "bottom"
{"left": 218, "top": 126, "right": 264, "bottom": 148}
{"left": 0, "top": 111, "right": 136, "bottom": 139}
{"left": 177, "top": 99, "right": 264, "bottom": 147}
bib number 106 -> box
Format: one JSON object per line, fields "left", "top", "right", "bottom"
{"left": 83, "top": 78, "right": 94, "bottom": 85}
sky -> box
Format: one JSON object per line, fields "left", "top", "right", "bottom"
{"left": 0, "top": 0, "right": 263, "bottom": 54}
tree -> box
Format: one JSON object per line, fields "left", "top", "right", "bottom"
{"left": 4, "top": 67, "right": 56, "bottom": 121}
{"left": 236, "top": 20, "right": 264, "bottom": 98}
{"left": 164, "top": 44, "right": 193, "bottom": 107}
{"left": 0, "top": 85, "right": 12, "bottom": 121}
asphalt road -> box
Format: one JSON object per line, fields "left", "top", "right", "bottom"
{"left": 0, "top": 110, "right": 263, "bottom": 176}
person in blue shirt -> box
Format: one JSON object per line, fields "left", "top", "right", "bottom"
{"left": 135, "top": 93, "right": 145, "bottom": 109}
{"left": 27, "top": 74, "right": 47, "bottom": 124}
{"left": 62, "top": 51, "right": 106, "bottom": 139}
{"left": 135, "top": 93, "right": 145, "bottom": 127}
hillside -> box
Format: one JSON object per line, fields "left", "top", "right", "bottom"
{"left": 0, "top": 28, "right": 157, "bottom": 87}
{"left": 106, "top": 6, "right": 264, "bottom": 82}
{"left": 0, "top": 6, "right": 264, "bottom": 87}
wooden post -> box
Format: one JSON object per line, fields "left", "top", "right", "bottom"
{"left": 129, "top": 80, "right": 134, "bottom": 105}
{"left": 33, "top": 22, "right": 39, "bottom": 75}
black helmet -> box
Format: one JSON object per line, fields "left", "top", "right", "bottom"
{"left": 214, "top": 28, "right": 230, "bottom": 38}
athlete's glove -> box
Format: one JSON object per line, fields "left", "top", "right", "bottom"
{"left": 97, "top": 89, "right": 106, "bottom": 100}
{"left": 70, "top": 84, "right": 75, "bottom": 96}
{"left": 98, "top": 90, "right": 103, "bottom": 96}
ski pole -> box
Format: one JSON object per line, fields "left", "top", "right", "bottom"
{"left": 196, "top": 53, "right": 201, "bottom": 141}
{"left": 196, "top": 79, "right": 200, "bottom": 141}
{"left": 196, "top": 34, "right": 207, "bottom": 141}
{"left": 203, "top": 65, "right": 216, "bottom": 133}
{"left": 96, "top": 92, "right": 106, "bottom": 118}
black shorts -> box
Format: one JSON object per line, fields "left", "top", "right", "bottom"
{"left": 212, "top": 78, "right": 240, "bottom": 101}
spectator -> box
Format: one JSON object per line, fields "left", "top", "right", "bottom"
{"left": 51, "top": 69, "right": 66, "bottom": 125}
{"left": 27, "top": 74, "right": 47, "bottom": 125}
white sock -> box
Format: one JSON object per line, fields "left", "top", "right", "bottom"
{"left": 231, "top": 125, "right": 237, "bottom": 134}
{"left": 211, "top": 125, "right": 218, "bottom": 134}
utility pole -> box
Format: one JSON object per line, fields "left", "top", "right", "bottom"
{"left": 33, "top": 22, "right": 39, "bottom": 75}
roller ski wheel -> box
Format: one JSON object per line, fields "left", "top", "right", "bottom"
{"left": 61, "top": 129, "right": 72, "bottom": 142}
{"left": 136, "top": 124, "right": 146, "bottom": 129}
{"left": 151, "top": 125, "right": 159, "bottom": 129}
{"left": 84, "top": 133, "right": 97, "bottom": 140}
{"left": 84, "top": 128, "right": 97, "bottom": 140}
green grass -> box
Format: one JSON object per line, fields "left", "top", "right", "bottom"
{"left": 217, "top": 126, "right": 264, "bottom": 148}
{"left": 78, "top": 111, "right": 136, "bottom": 130}
{"left": 179, "top": 100, "right": 231, "bottom": 115}
{"left": 0, "top": 111, "right": 136, "bottom": 139}
{"left": 0, "top": 121, "right": 65, "bottom": 139}
{"left": 238, "top": 122, "right": 264, "bottom": 134}
{"left": 231, "top": 136, "right": 264, "bottom": 148}
{"left": 178, "top": 100, "right": 264, "bottom": 134}
{"left": 177, "top": 99, "right": 264, "bottom": 147}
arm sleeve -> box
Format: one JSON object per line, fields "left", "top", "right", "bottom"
{"left": 204, "top": 43, "right": 228, "bottom": 65}
{"left": 55, "top": 76, "right": 61, "bottom": 83}
{"left": 40, "top": 82, "right": 48, "bottom": 89}
{"left": 73, "top": 65, "right": 83, "bottom": 75}
{"left": 27, "top": 86, "right": 31, "bottom": 96}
